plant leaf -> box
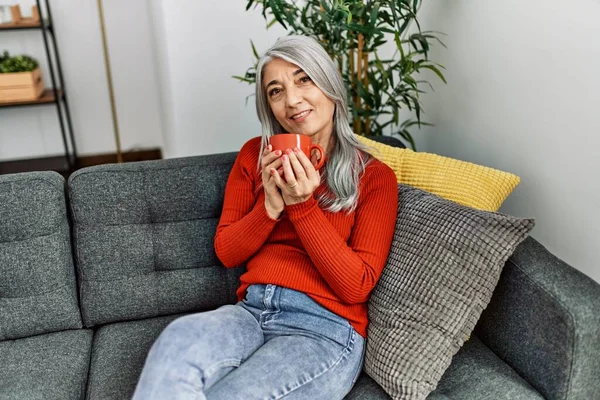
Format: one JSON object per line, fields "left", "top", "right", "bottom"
{"left": 250, "top": 40, "right": 260, "bottom": 60}
{"left": 419, "top": 64, "right": 447, "bottom": 84}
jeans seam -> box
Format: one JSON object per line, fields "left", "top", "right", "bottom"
{"left": 350, "top": 338, "right": 366, "bottom": 385}
{"left": 203, "top": 358, "right": 242, "bottom": 382}
{"left": 271, "top": 329, "right": 357, "bottom": 399}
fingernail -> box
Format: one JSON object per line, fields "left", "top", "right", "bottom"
{"left": 275, "top": 150, "right": 282, "bottom": 156}
{"left": 270, "top": 168, "right": 275, "bottom": 174}
{"left": 282, "top": 155, "right": 288, "bottom": 162}
{"left": 285, "top": 149, "right": 292, "bottom": 155}
{"left": 294, "top": 147, "right": 300, "bottom": 152}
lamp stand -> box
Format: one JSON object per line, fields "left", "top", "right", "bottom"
{"left": 96, "top": 0, "right": 123, "bottom": 163}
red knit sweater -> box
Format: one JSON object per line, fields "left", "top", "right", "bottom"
{"left": 214, "top": 137, "right": 398, "bottom": 337}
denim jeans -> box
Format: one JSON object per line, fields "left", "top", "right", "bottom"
{"left": 132, "top": 284, "right": 365, "bottom": 400}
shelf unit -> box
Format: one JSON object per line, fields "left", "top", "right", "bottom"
{"left": 0, "top": 0, "right": 77, "bottom": 173}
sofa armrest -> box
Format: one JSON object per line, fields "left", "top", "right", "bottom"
{"left": 474, "top": 236, "right": 600, "bottom": 400}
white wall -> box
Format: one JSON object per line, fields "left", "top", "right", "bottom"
{"left": 149, "top": 0, "right": 286, "bottom": 158}
{"left": 413, "top": 0, "right": 600, "bottom": 282}
{"left": 0, "top": 0, "right": 164, "bottom": 160}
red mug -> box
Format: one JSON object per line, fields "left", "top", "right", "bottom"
{"left": 269, "top": 133, "right": 325, "bottom": 170}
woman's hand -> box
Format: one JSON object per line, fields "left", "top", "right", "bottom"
{"left": 270, "top": 147, "right": 321, "bottom": 206}
{"left": 261, "top": 144, "right": 285, "bottom": 220}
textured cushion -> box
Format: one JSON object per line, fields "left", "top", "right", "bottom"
{"left": 0, "top": 171, "right": 82, "bottom": 340}
{"left": 85, "top": 313, "right": 184, "bottom": 399}
{"left": 68, "top": 154, "right": 246, "bottom": 327}
{"left": 0, "top": 329, "right": 93, "bottom": 400}
{"left": 356, "top": 135, "right": 520, "bottom": 212}
{"left": 365, "top": 184, "right": 535, "bottom": 400}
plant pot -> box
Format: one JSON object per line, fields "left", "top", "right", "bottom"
{"left": 0, "top": 67, "right": 44, "bottom": 102}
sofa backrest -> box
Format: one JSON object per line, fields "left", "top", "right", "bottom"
{"left": 0, "top": 171, "right": 82, "bottom": 341}
{"left": 67, "top": 153, "right": 244, "bottom": 328}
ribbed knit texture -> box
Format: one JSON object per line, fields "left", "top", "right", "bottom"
{"left": 214, "top": 137, "right": 398, "bottom": 337}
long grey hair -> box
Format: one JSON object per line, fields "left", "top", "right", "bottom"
{"left": 255, "top": 35, "right": 374, "bottom": 213}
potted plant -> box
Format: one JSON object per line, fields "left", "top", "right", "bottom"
{"left": 0, "top": 51, "right": 44, "bottom": 102}
{"left": 235, "top": 0, "right": 446, "bottom": 150}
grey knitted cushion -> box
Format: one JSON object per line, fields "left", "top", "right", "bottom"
{"left": 365, "top": 184, "right": 535, "bottom": 400}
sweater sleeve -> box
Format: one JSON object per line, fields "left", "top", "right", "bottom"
{"left": 286, "top": 161, "right": 398, "bottom": 304}
{"left": 214, "top": 138, "right": 280, "bottom": 268}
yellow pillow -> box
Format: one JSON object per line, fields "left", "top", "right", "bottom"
{"left": 356, "top": 135, "right": 520, "bottom": 212}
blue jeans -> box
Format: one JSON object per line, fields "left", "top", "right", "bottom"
{"left": 132, "top": 284, "right": 365, "bottom": 399}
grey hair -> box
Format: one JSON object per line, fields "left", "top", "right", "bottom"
{"left": 255, "top": 35, "right": 375, "bottom": 213}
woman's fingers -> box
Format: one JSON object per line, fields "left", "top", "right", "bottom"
{"left": 265, "top": 157, "right": 283, "bottom": 174}
{"left": 293, "top": 148, "right": 317, "bottom": 180}
{"left": 261, "top": 147, "right": 282, "bottom": 169}
{"left": 280, "top": 154, "right": 297, "bottom": 186}
{"left": 269, "top": 166, "right": 284, "bottom": 187}
{"left": 285, "top": 150, "right": 307, "bottom": 181}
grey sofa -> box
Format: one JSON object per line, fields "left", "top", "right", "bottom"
{"left": 1, "top": 138, "right": 599, "bottom": 400}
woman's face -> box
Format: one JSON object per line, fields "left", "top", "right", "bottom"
{"left": 263, "top": 58, "right": 335, "bottom": 146}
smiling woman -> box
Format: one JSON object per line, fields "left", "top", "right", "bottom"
{"left": 132, "top": 35, "right": 399, "bottom": 400}
{"left": 262, "top": 59, "right": 336, "bottom": 150}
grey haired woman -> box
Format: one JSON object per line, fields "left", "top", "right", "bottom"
{"left": 132, "top": 35, "right": 398, "bottom": 400}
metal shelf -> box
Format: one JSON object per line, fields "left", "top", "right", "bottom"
{"left": 0, "top": 0, "right": 77, "bottom": 174}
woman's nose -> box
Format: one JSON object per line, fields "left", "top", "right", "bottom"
{"left": 285, "top": 86, "right": 302, "bottom": 106}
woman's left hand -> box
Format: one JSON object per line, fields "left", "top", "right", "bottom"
{"left": 270, "top": 147, "right": 321, "bottom": 205}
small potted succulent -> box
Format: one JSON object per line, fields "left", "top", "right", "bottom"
{"left": 0, "top": 51, "right": 44, "bottom": 102}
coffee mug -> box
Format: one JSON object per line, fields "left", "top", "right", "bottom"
{"left": 269, "top": 133, "right": 325, "bottom": 170}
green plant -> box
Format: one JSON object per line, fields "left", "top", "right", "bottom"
{"left": 0, "top": 51, "right": 39, "bottom": 73}
{"left": 235, "top": 0, "right": 446, "bottom": 150}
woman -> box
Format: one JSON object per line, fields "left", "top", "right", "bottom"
{"left": 132, "top": 35, "right": 398, "bottom": 400}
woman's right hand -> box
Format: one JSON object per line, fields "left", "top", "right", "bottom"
{"left": 261, "top": 144, "right": 284, "bottom": 220}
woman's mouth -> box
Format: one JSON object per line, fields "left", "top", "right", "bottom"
{"left": 290, "top": 110, "right": 311, "bottom": 122}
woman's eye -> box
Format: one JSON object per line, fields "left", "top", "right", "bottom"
{"left": 299, "top": 76, "right": 312, "bottom": 83}
{"left": 269, "top": 88, "right": 281, "bottom": 97}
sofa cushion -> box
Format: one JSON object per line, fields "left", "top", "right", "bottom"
{"left": 0, "top": 171, "right": 82, "bottom": 340}
{"left": 434, "top": 335, "right": 544, "bottom": 399}
{"left": 356, "top": 135, "right": 520, "bottom": 212}
{"left": 0, "top": 329, "right": 93, "bottom": 400}
{"left": 346, "top": 336, "right": 542, "bottom": 399}
{"left": 365, "top": 184, "right": 535, "bottom": 400}
{"left": 85, "top": 313, "right": 184, "bottom": 399}
{"left": 68, "top": 154, "right": 245, "bottom": 327}
{"left": 346, "top": 374, "right": 449, "bottom": 400}
{"left": 84, "top": 313, "right": 543, "bottom": 400}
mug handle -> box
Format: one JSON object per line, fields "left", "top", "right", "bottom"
{"left": 309, "top": 144, "right": 325, "bottom": 170}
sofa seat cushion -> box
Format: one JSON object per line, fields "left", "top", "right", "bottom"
{"left": 87, "top": 312, "right": 543, "bottom": 400}
{"left": 435, "top": 335, "right": 544, "bottom": 399}
{"left": 0, "top": 329, "right": 93, "bottom": 400}
{"left": 346, "top": 335, "right": 544, "bottom": 399}
{"left": 85, "top": 313, "right": 185, "bottom": 399}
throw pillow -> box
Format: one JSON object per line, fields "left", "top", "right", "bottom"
{"left": 356, "top": 135, "right": 520, "bottom": 212}
{"left": 365, "top": 184, "right": 535, "bottom": 400}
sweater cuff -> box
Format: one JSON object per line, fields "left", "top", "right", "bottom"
{"left": 255, "top": 200, "right": 282, "bottom": 223}
{"left": 286, "top": 196, "right": 318, "bottom": 220}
